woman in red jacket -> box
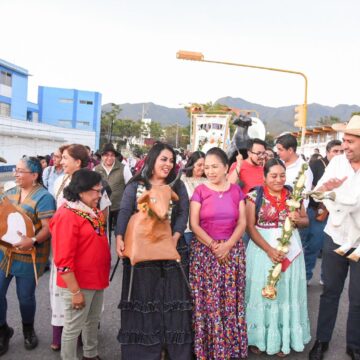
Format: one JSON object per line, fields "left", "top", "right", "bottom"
{"left": 50, "top": 169, "right": 111, "bottom": 360}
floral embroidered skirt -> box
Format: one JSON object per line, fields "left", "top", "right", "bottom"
{"left": 245, "top": 228, "right": 311, "bottom": 355}
{"left": 190, "top": 239, "right": 248, "bottom": 360}
{"left": 117, "top": 237, "right": 193, "bottom": 348}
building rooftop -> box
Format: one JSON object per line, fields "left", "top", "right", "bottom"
{"left": 0, "top": 58, "right": 29, "bottom": 76}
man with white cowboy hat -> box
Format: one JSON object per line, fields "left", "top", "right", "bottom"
{"left": 309, "top": 115, "right": 360, "bottom": 360}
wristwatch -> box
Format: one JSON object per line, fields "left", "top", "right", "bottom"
{"left": 31, "top": 237, "right": 38, "bottom": 246}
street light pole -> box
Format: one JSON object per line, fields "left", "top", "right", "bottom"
{"left": 109, "top": 118, "right": 114, "bottom": 143}
{"left": 175, "top": 122, "right": 179, "bottom": 148}
{"left": 176, "top": 50, "right": 308, "bottom": 152}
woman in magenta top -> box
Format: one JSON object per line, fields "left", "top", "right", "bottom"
{"left": 190, "top": 147, "right": 248, "bottom": 360}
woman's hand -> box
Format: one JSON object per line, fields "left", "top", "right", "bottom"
{"left": 72, "top": 291, "right": 86, "bottom": 310}
{"left": 116, "top": 235, "right": 125, "bottom": 258}
{"left": 13, "top": 232, "right": 34, "bottom": 250}
{"left": 236, "top": 153, "right": 243, "bottom": 166}
{"left": 172, "top": 232, "right": 181, "bottom": 246}
{"left": 212, "top": 241, "right": 232, "bottom": 261}
{"left": 288, "top": 211, "right": 300, "bottom": 224}
{"left": 266, "top": 247, "right": 286, "bottom": 263}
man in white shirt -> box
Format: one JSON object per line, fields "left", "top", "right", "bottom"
{"left": 309, "top": 115, "right": 360, "bottom": 360}
{"left": 275, "top": 133, "right": 313, "bottom": 205}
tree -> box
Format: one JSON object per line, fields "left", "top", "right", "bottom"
{"left": 316, "top": 116, "right": 340, "bottom": 126}
{"left": 100, "top": 103, "right": 122, "bottom": 147}
{"left": 265, "top": 132, "right": 275, "bottom": 147}
{"left": 351, "top": 111, "right": 360, "bottom": 117}
{"left": 149, "top": 121, "right": 163, "bottom": 139}
{"left": 112, "top": 119, "right": 142, "bottom": 146}
{"left": 163, "top": 124, "right": 178, "bottom": 147}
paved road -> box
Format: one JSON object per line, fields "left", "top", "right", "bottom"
{"left": 3, "top": 245, "right": 349, "bottom": 360}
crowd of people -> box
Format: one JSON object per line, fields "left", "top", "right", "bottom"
{"left": 0, "top": 115, "right": 359, "bottom": 360}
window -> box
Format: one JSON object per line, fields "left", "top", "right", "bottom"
{"left": 0, "top": 102, "right": 11, "bottom": 117}
{"left": 79, "top": 100, "right": 93, "bottom": 105}
{"left": 0, "top": 71, "right": 12, "bottom": 86}
{"left": 59, "top": 98, "right": 74, "bottom": 103}
{"left": 58, "top": 119, "right": 72, "bottom": 126}
{"left": 77, "top": 120, "right": 90, "bottom": 126}
{"left": 0, "top": 71, "right": 12, "bottom": 97}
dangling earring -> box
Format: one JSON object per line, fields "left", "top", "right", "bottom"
{"left": 32, "top": 180, "right": 36, "bottom": 187}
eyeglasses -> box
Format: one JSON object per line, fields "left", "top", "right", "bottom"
{"left": 13, "top": 169, "right": 32, "bottom": 174}
{"left": 249, "top": 151, "right": 266, "bottom": 157}
{"left": 90, "top": 188, "right": 103, "bottom": 194}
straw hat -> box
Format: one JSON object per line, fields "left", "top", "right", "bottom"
{"left": 332, "top": 115, "right": 360, "bottom": 136}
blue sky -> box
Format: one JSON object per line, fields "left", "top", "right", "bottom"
{"left": 2, "top": 0, "right": 359, "bottom": 110}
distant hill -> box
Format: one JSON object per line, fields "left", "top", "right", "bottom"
{"left": 102, "top": 102, "right": 188, "bottom": 127}
{"left": 102, "top": 97, "right": 360, "bottom": 135}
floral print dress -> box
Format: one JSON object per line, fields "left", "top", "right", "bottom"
{"left": 190, "top": 184, "right": 248, "bottom": 360}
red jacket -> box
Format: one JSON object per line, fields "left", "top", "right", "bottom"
{"left": 50, "top": 206, "right": 111, "bottom": 290}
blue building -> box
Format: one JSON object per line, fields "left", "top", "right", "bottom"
{"left": 0, "top": 59, "right": 29, "bottom": 121}
{"left": 0, "top": 58, "right": 102, "bottom": 148}
{"left": 37, "top": 87, "right": 102, "bottom": 147}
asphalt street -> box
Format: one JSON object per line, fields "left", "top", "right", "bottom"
{"left": 2, "top": 243, "right": 350, "bottom": 360}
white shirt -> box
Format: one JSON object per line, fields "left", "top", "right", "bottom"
{"left": 101, "top": 162, "right": 115, "bottom": 176}
{"left": 316, "top": 154, "right": 360, "bottom": 246}
{"left": 284, "top": 156, "right": 313, "bottom": 208}
{"left": 123, "top": 162, "right": 132, "bottom": 184}
{"left": 100, "top": 160, "right": 132, "bottom": 184}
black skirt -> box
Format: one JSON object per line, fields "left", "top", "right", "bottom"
{"left": 117, "top": 237, "right": 193, "bottom": 346}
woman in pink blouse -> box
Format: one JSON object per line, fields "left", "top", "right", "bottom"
{"left": 189, "top": 147, "right": 248, "bottom": 360}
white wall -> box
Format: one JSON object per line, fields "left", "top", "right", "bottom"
{"left": 301, "top": 131, "right": 343, "bottom": 158}
{"left": 0, "top": 116, "right": 96, "bottom": 165}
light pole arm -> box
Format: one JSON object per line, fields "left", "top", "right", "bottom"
{"left": 201, "top": 58, "right": 308, "bottom": 108}
{"left": 177, "top": 50, "right": 308, "bottom": 152}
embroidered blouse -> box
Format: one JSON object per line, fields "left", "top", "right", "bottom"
{"left": 247, "top": 186, "right": 292, "bottom": 229}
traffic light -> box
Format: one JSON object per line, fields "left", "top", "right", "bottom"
{"left": 294, "top": 104, "right": 306, "bottom": 128}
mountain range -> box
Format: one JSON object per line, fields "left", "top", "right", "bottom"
{"left": 102, "top": 97, "right": 360, "bottom": 135}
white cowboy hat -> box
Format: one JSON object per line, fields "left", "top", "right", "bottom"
{"left": 332, "top": 115, "right": 360, "bottom": 136}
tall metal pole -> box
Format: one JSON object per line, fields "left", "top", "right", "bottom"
{"left": 175, "top": 122, "right": 179, "bottom": 148}
{"left": 109, "top": 118, "right": 114, "bottom": 143}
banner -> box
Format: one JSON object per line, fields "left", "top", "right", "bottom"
{"left": 191, "top": 114, "right": 231, "bottom": 152}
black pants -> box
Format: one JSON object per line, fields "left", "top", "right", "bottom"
{"left": 108, "top": 210, "right": 119, "bottom": 244}
{"left": 316, "top": 233, "right": 360, "bottom": 350}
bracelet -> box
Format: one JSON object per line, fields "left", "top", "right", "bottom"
{"left": 208, "top": 240, "right": 215, "bottom": 249}
{"left": 71, "top": 289, "right": 81, "bottom": 296}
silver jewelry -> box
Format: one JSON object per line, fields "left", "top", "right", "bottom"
{"left": 217, "top": 181, "right": 228, "bottom": 198}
